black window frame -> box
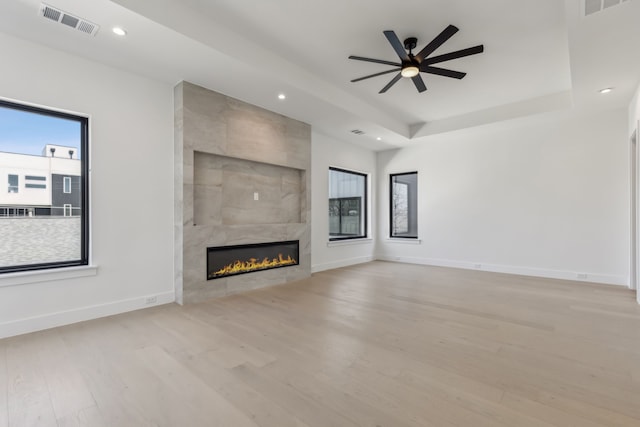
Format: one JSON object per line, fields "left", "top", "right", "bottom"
{"left": 390, "top": 172, "right": 418, "bottom": 239}
{"left": 0, "top": 99, "right": 89, "bottom": 274}
{"left": 328, "top": 167, "right": 368, "bottom": 241}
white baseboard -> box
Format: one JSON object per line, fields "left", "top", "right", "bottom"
{"left": 375, "top": 255, "right": 627, "bottom": 287}
{"left": 312, "top": 256, "right": 374, "bottom": 273}
{"left": 3, "top": 256, "right": 632, "bottom": 340}
{"left": 0, "top": 291, "right": 175, "bottom": 339}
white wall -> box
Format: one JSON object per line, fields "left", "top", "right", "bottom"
{"left": 377, "top": 109, "right": 629, "bottom": 286}
{"left": 0, "top": 32, "right": 175, "bottom": 338}
{"left": 311, "top": 131, "right": 377, "bottom": 272}
{"left": 628, "top": 86, "right": 640, "bottom": 302}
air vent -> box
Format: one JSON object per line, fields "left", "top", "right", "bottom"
{"left": 39, "top": 3, "right": 99, "bottom": 36}
{"left": 584, "top": 0, "right": 630, "bottom": 16}
{"left": 42, "top": 5, "right": 60, "bottom": 21}
{"left": 350, "top": 129, "right": 365, "bottom": 135}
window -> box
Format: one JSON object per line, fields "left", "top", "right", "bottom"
{"left": 329, "top": 167, "right": 367, "bottom": 240}
{"left": 7, "top": 174, "right": 18, "bottom": 193}
{"left": 390, "top": 172, "right": 418, "bottom": 238}
{"left": 0, "top": 99, "right": 89, "bottom": 273}
{"left": 25, "top": 175, "right": 46, "bottom": 189}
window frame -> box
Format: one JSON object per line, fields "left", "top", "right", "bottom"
{"left": 328, "top": 167, "right": 368, "bottom": 241}
{"left": 390, "top": 171, "right": 418, "bottom": 239}
{"left": 0, "top": 99, "right": 89, "bottom": 274}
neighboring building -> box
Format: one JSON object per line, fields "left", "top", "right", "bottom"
{"left": 0, "top": 145, "right": 81, "bottom": 216}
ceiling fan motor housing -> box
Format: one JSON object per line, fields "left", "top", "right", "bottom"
{"left": 401, "top": 58, "right": 419, "bottom": 73}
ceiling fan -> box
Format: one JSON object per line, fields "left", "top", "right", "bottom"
{"left": 349, "top": 25, "right": 484, "bottom": 94}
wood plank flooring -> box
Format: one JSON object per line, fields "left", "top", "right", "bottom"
{"left": 0, "top": 261, "right": 639, "bottom": 426}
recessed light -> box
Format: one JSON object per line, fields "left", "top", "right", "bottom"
{"left": 112, "top": 27, "right": 127, "bottom": 36}
{"left": 278, "top": 93, "right": 286, "bottom": 100}
{"left": 376, "top": 137, "right": 382, "bottom": 141}
{"left": 599, "top": 87, "right": 613, "bottom": 94}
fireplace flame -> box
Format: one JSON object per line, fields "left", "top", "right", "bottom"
{"left": 213, "top": 253, "right": 297, "bottom": 277}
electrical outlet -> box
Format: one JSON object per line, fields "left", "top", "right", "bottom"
{"left": 576, "top": 273, "right": 588, "bottom": 280}
{"left": 253, "top": 192, "right": 259, "bottom": 201}
{"left": 145, "top": 296, "right": 157, "bottom": 305}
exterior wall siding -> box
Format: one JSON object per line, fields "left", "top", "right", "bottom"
{"left": 51, "top": 174, "right": 81, "bottom": 215}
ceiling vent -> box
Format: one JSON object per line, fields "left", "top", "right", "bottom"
{"left": 350, "top": 129, "right": 365, "bottom": 135}
{"left": 584, "top": 0, "right": 630, "bottom": 16}
{"left": 39, "top": 3, "right": 99, "bottom": 36}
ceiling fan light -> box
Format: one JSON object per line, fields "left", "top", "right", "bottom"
{"left": 401, "top": 66, "right": 419, "bottom": 78}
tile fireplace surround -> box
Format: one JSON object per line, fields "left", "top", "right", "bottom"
{"left": 174, "top": 81, "right": 311, "bottom": 304}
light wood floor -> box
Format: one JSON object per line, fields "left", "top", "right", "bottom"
{"left": 1, "top": 261, "right": 640, "bottom": 426}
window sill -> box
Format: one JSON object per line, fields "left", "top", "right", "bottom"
{"left": 385, "top": 238, "right": 422, "bottom": 245}
{"left": 0, "top": 265, "right": 98, "bottom": 288}
{"left": 327, "top": 238, "right": 373, "bottom": 247}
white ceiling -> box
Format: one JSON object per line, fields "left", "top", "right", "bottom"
{"left": 0, "top": 0, "right": 639, "bottom": 150}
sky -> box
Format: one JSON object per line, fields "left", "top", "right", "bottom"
{"left": 0, "top": 104, "right": 81, "bottom": 158}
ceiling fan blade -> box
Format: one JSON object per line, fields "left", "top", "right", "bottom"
{"left": 412, "top": 75, "right": 427, "bottom": 93}
{"left": 348, "top": 55, "right": 401, "bottom": 67}
{"left": 423, "top": 45, "right": 484, "bottom": 65}
{"left": 383, "top": 30, "right": 410, "bottom": 61}
{"left": 415, "top": 24, "right": 459, "bottom": 62}
{"left": 351, "top": 68, "right": 401, "bottom": 83}
{"left": 420, "top": 65, "right": 466, "bottom": 79}
{"left": 379, "top": 73, "right": 402, "bottom": 93}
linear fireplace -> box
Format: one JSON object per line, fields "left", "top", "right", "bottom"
{"left": 207, "top": 240, "right": 300, "bottom": 280}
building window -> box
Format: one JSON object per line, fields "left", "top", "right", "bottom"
{"left": 390, "top": 172, "right": 418, "bottom": 238}
{"left": 25, "top": 175, "right": 46, "bottom": 189}
{"left": 0, "top": 99, "right": 89, "bottom": 273}
{"left": 7, "top": 174, "right": 18, "bottom": 193}
{"left": 329, "top": 167, "right": 367, "bottom": 240}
